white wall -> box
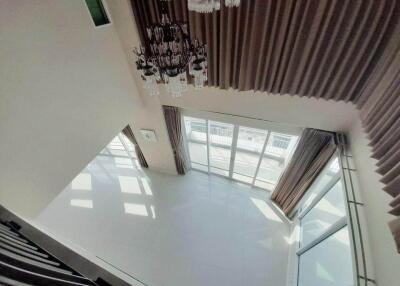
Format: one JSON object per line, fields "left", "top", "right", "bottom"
{"left": 0, "top": 0, "right": 144, "bottom": 218}
{"left": 160, "top": 87, "right": 357, "bottom": 132}
{"left": 348, "top": 118, "right": 400, "bottom": 286}
{"left": 106, "top": 0, "right": 177, "bottom": 175}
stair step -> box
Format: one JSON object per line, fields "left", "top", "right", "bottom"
{"left": 0, "top": 227, "right": 20, "bottom": 238}
{"left": 0, "top": 275, "right": 33, "bottom": 286}
{"left": 0, "top": 235, "right": 37, "bottom": 250}
{"left": 0, "top": 261, "right": 95, "bottom": 285}
{"left": 0, "top": 223, "right": 11, "bottom": 231}
{"left": 0, "top": 242, "right": 60, "bottom": 266}
{"left": 0, "top": 236, "right": 43, "bottom": 255}
{"left": 0, "top": 251, "right": 95, "bottom": 285}
{"left": 0, "top": 232, "right": 29, "bottom": 244}
{"left": 0, "top": 248, "right": 73, "bottom": 275}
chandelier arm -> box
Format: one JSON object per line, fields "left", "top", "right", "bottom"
{"left": 133, "top": 0, "right": 208, "bottom": 97}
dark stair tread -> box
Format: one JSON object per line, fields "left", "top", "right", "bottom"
{"left": 0, "top": 242, "right": 60, "bottom": 266}
{"left": 0, "top": 276, "right": 33, "bottom": 286}
{"left": 0, "top": 223, "right": 11, "bottom": 231}
{"left": 0, "top": 228, "right": 20, "bottom": 238}
{"left": 0, "top": 236, "right": 37, "bottom": 251}
{"left": 0, "top": 252, "right": 94, "bottom": 284}
{"left": 0, "top": 261, "right": 95, "bottom": 286}
{"left": 0, "top": 237, "right": 43, "bottom": 256}
{"left": 0, "top": 248, "right": 72, "bottom": 275}
{"left": 0, "top": 233, "right": 30, "bottom": 246}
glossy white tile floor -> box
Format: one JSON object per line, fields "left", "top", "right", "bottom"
{"left": 36, "top": 135, "right": 291, "bottom": 286}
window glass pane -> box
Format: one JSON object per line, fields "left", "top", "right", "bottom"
{"left": 233, "top": 127, "right": 268, "bottom": 182}
{"left": 85, "top": 0, "right": 110, "bottom": 26}
{"left": 255, "top": 132, "right": 298, "bottom": 191}
{"left": 184, "top": 117, "right": 208, "bottom": 167}
{"left": 301, "top": 156, "right": 341, "bottom": 211}
{"left": 298, "top": 226, "right": 354, "bottom": 286}
{"left": 301, "top": 181, "right": 346, "bottom": 247}
{"left": 106, "top": 136, "right": 129, "bottom": 157}
{"left": 208, "top": 121, "right": 234, "bottom": 176}
{"left": 121, "top": 134, "right": 137, "bottom": 159}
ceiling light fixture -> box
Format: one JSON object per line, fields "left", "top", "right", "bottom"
{"left": 187, "top": 0, "right": 240, "bottom": 13}
{"left": 134, "top": 0, "right": 208, "bottom": 97}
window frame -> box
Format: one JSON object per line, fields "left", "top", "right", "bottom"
{"left": 84, "top": 0, "right": 112, "bottom": 28}
{"left": 293, "top": 153, "right": 357, "bottom": 286}
{"left": 181, "top": 110, "right": 301, "bottom": 191}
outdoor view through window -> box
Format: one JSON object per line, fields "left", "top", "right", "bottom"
{"left": 183, "top": 116, "right": 299, "bottom": 191}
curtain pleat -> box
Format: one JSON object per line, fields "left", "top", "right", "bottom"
{"left": 271, "top": 129, "right": 337, "bottom": 216}
{"left": 129, "top": 0, "right": 400, "bottom": 251}
{"left": 130, "top": 0, "right": 400, "bottom": 103}
{"left": 390, "top": 195, "right": 400, "bottom": 216}
{"left": 122, "top": 125, "right": 149, "bottom": 168}
{"left": 163, "top": 106, "right": 189, "bottom": 175}
{"left": 358, "top": 17, "right": 400, "bottom": 252}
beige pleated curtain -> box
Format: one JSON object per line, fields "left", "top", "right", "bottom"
{"left": 130, "top": 0, "right": 400, "bottom": 252}
{"left": 358, "top": 30, "right": 400, "bottom": 253}
{"left": 163, "top": 106, "right": 189, "bottom": 175}
{"left": 271, "top": 129, "right": 337, "bottom": 216}
{"left": 130, "top": 0, "right": 400, "bottom": 103}
{"left": 122, "top": 125, "right": 149, "bottom": 168}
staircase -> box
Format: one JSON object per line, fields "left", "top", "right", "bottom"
{"left": 0, "top": 220, "right": 103, "bottom": 285}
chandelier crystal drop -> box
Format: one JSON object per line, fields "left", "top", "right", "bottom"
{"left": 134, "top": 1, "right": 207, "bottom": 97}
{"left": 188, "top": 0, "right": 220, "bottom": 13}
{"left": 187, "top": 0, "right": 240, "bottom": 13}
{"left": 224, "top": 0, "right": 240, "bottom": 7}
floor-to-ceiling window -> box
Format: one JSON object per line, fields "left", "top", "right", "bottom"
{"left": 233, "top": 126, "right": 268, "bottom": 183}
{"left": 209, "top": 120, "right": 234, "bottom": 177}
{"left": 184, "top": 116, "right": 208, "bottom": 172}
{"left": 254, "top": 132, "right": 298, "bottom": 190}
{"left": 295, "top": 156, "right": 355, "bottom": 286}
{"left": 183, "top": 115, "right": 299, "bottom": 191}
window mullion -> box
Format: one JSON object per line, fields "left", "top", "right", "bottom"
{"left": 297, "top": 217, "right": 347, "bottom": 256}
{"left": 252, "top": 131, "right": 271, "bottom": 186}
{"left": 229, "top": 125, "right": 240, "bottom": 179}
{"left": 181, "top": 117, "right": 192, "bottom": 166}
{"left": 118, "top": 134, "right": 134, "bottom": 161}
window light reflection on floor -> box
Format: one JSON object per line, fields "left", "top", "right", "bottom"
{"left": 119, "top": 176, "right": 141, "bottom": 194}
{"left": 70, "top": 199, "right": 93, "bottom": 209}
{"left": 284, "top": 225, "right": 300, "bottom": 245}
{"left": 71, "top": 173, "right": 92, "bottom": 191}
{"left": 124, "top": 203, "right": 148, "bottom": 216}
{"left": 114, "top": 157, "right": 134, "bottom": 169}
{"left": 251, "top": 198, "right": 282, "bottom": 223}
{"left": 257, "top": 238, "right": 273, "bottom": 250}
{"left": 151, "top": 205, "right": 156, "bottom": 219}
{"left": 134, "top": 160, "right": 142, "bottom": 170}
{"left": 141, "top": 178, "right": 153, "bottom": 196}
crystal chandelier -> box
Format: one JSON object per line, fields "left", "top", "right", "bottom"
{"left": 134, "top": 1, "right": 207, "bottom": 97}
{"left": 187, "top": 0, "right": 240, "bottom": 13}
